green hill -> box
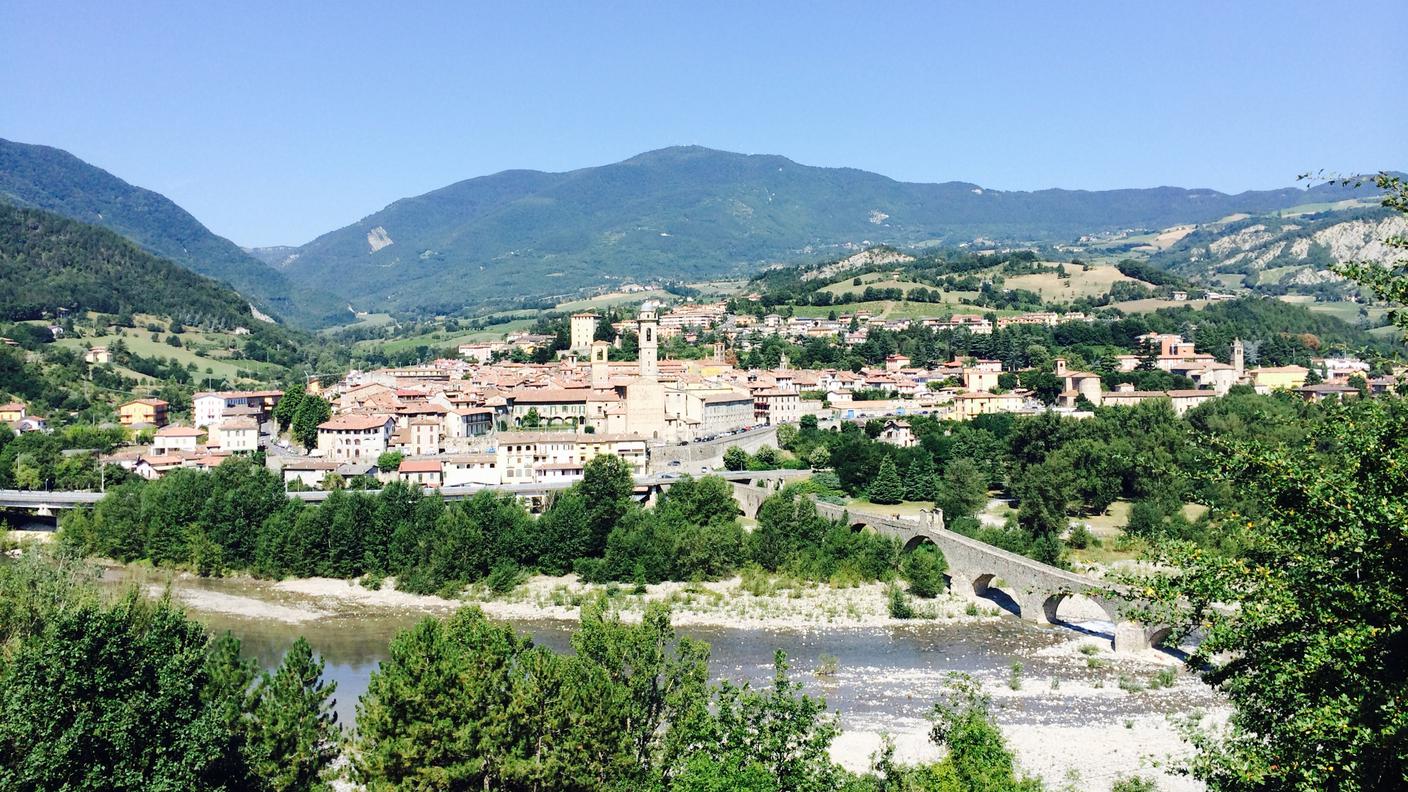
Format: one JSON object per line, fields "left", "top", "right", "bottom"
{"left": 0, "top": 138, "right": 344, "bottom": 327}
{"left": 284, "top": 146, "right": 1373, "bottom": 315}
{"left": 0, "top": 202, "right": 262, "bottom": 327}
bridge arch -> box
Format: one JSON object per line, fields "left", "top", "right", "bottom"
{"left": 901, "top": 534, "right": 936, "bottom": 553}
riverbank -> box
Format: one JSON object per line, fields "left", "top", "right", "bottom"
{"left": 117, "top": 563, "right": 1086, "bottom": 632}
{"left": 99, "top": 562, "right": 1219, "bottom": 790}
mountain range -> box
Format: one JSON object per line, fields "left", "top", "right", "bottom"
{"left": 0, "top": 139, "right": 1383, "bottom": 322}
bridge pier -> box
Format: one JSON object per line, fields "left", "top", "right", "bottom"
{"left": 1017, "top": 592, "right": 1061, "bottom": 625}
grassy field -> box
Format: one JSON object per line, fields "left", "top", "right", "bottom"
{"left": 323, "top": 312, "right": 395, "bottom": 335}
{"left": 819, "top": 277, "right": 931, "bottom": 296}
{"left": 53, "top": 321, "right": 281, "bottom": 382}
{"left": 1005, "top": 262, "right": 1147, "bottom": 301}
{"left": 356, "top": 317, "right": 538, "bottom": 353}
{"left": 1276, "top": 296, "right": 1388, "bottom": 327}
{"left": 1276, "top": 197, "right": 1378, "bottom": 217}
{"left": 556, "top": 289, "right": 673, "bottom": 312}
{"left": 1111, "top": 297, "right": 1211, "bottom": 313}
{"left": 791, "top": 298, "right": 1018, "bottom": 320}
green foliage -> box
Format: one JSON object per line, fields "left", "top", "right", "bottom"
{"left": 868, "top": 457, "right": 904, "bottom": 505}
{"left": 289, "top": 395, "right": 331, "bottom": 450}
{"left": 724, "top": 445, "right": 749, "bottom": 471}
{"left": 272, "top": 383, "right": 304, "bottom": 430}
{"left": 903, "top": 544, "right": 948, "bottom": 599}
{"left": 1136, "top": 396, "right": 1408, "bottom": 790}
{"left": 0, "top": 591, "right": 246, "bottom": 790}
{"left": 935, "top": 458, "right": 989, "bottom": 521}
{"left": 375, "top": 450, "right": 403, "bottom": 473}
{"left": 1110, "top": 776, "right": 1159, "bottom": 792}
{"left": 927, "top": 674, "right": 1043, "bottom": 792}
{"left": 245, "top": 637, "right": 340, "bottom": 792}
{"left": 904, "top": 454, "right": 937, "bottom": 502}
{"left": 887, "top": 584, "right": 917, "bottom": 619}
{"left": 0, "top": 202, "right": 269, "bottom": 327}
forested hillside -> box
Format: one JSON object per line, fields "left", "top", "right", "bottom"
{"left": 0, "top": 138, "right": 344, "bottom": 326}
{"left": 0, "top": 203, "right": 260, "bottom": 328}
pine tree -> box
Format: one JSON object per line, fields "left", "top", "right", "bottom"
{"left": 904, "top": 455, "right": 937, "bottom": 502}
{"left": 869, "top": 457, "right": 904, "bottom": 505}
{"left": 246, "top": 637, "right": 339, "bottom": 792}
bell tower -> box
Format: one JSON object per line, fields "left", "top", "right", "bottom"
{"left": 638, "top": 309, "right": 658, "bottom": 379}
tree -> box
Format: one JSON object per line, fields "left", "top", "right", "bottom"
{"left": 290, "top": 395, "right": 330, "bottom": 450}
{"left": 904, "top": 544, "right": 947, "bottom": 599}
{"left": 273, "top": 383, "right": 304, "bottom": 431}
{"left": 580, "top": 454, "right": 635, "bottom": 556}
{"left": 723, "top": 445, "right": 748, "bottom": 471}
{"left": 1132, "top": 175, "right": 1408, "bottom": 791}
{"left": 521, "top": 406, "right": 541, "bottom": 428}
{"left": 375, "top": 451, "right": 403, "bottom": 473}
{"left": 904, "top": 454, "right": 937, "bottom": 502}
{"left": 246, "top": 637, "right": 340, "bottom": 792}
{"left": 1138, "top": 396, "right": 1408, "bottom": 791}
{"left": 0, "top": 595, "right": 248, "bottom": 791}
{"left": 935, "top": 458, "right": 988, "bottom": 521}
{"left": 929, "top": 674, "right": 1042, "bottom": 792}
{"left": 868, "top": 457, "right": 904, "bottom": 505}
{"left": 351, "top": 608, "right": 537, "bottom": 789}
{"left": 1014, "top": 463, "right": 1071, "bottom": 566}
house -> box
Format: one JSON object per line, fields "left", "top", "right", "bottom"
{"left": 1249, "top": 365, "right": 1309, "bottom": 392}
{"left": 397, "top": 458, "right": 444, "bottom": 489}
{"left": 441, "top": 453, "right": 499, "bottom": 486}
{"left": 152, "top": 425, "right": 202, "bottom": 454}
{"left": 279, "top": 459, "right": 379, "bottom": 489}
{"left": 962, "top": 368, "right": 1001, "bottom": 393}
{"left": 212, "top": 416, "right": 260, "bottom": 453}
{"left": 132, "top": 454, "right": 186, "bottom": 480}
{"left": 952, "top": 391, "right": 1024, "bottom": 420}
{"left": 1098, "top": 384, "right": 1216, "bottom": 416}
{"left": 752, "top": 389, "right": 800, "bottom": 425}
{"left": 1294, "top": 383, "right": 1360, "bottom": 403}
{"left": 1054, "top": 359, "right": 1103, "bottom": 405}
{"left": 316, "top": 415, "right": 395, "bottom": 462}
{"left": 884, "top": 354, "right": 911, "bottom": 372}
{"left": 14, "top": 415, "right": 47, "bottom": 433}
{"left": 878, "top": 419, "right": 917, "bottom": 448}
{"left": 84, "top": 347, "right": 111, "bottom": 364}
{"left": 193, "top": 390, "right": 284, "bottom": 428}
{"left": 0, "top": 402, "right": 26, "bottom": 423}
{"left": 494, "top": 432, "right": 648, "bottom": 485}
{"left": 119, "top": 399, "right": 169, "bottom": 428}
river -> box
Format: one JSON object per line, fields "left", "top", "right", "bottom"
{"left": 103, "top": 566, "right": 1219, "bottom": 790}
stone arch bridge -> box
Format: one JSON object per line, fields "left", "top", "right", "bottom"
{"left": 727, "top": 478, "right": 1168, "bottom": 654}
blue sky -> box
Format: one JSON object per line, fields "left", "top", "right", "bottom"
{"left": 3, "top": 1, "right": 1403, "bottom": 246}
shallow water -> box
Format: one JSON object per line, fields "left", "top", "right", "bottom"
{"left": 106, "top": 569, "right": 1216, "bottom": 737}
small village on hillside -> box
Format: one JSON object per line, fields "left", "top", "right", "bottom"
{"left": 8, "top": 299, "right": 1384, "bottom": 494}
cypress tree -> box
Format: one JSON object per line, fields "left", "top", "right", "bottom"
{"left": 904, "top": 455, "right": 937, "bottom": 503}
{"left": 869, "top": 457, "right": 904, "bottom": 505}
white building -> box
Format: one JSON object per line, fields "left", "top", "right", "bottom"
{"left": 213, "top": 417, "right": 259, "bottom": 453}
{"left": 316, "top": 415, "right": 395, "bottom": 462}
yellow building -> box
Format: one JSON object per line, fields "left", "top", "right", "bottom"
{"left": 0, "top": 402, "right": 26, "bottom": 423}
{"left": 119, "top": 398, "right": 169, "bottom": 428}
{"left": 1250, "top": 365, "right": 1309, "bottom": 392}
